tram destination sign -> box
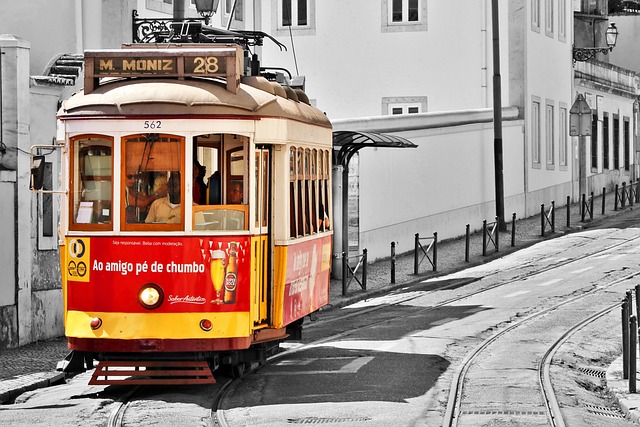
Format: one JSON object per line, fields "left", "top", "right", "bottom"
{"left": 84, "top": 45, "right": 243, "bottom": 94}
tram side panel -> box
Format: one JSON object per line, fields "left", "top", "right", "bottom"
{"left": 63, "top": 235, "right": 254, "bottom": 349}
{"left": 272, "top": 235, "right": 332, "bottom": 328}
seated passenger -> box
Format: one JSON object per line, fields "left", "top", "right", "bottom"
{"left": 228, "top": 181, "right": 243, "bottom": 204}
{"left": 125, "top": 173, "right": 160, "bottom": 223}
{"left": 146, "top": 172, "right": 181, "bottom": 224}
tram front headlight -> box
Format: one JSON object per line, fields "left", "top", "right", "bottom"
{"left": 138, "top": 283, "right": 164, "bottom": 310}
{"left": 90, "top": 317, "right": 102, "bottom": 330}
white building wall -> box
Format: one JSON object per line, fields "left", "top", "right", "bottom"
{"left": 523, "top": 0, "right": 574, "bottom": 210}
{"left": 259, "top": 0, "right": 511, "bottom": 120}
{"left": 334, "top": 108, "right": 525, "bottom": 260}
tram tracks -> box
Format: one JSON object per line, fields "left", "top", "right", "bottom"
{"left": 442, "top": 270, "right": 638, "bottom": 427}
{"left": 109, "top": 230, "right": 640, "bottom": 426}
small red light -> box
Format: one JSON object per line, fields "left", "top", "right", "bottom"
{"left": 200, "top": 319, "right": 212, "bottom": 331}
{"left": 90, "top": 317, "right": 102, "bottom": 330}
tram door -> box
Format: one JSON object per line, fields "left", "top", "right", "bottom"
{"left": 254, "top": 147, "right": 270, "bottom": 324}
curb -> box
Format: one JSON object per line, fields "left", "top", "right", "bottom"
{"left": 0, "top": 371, "right": 65, "bottom": 404}
{"left": 605, "top": 355, "right": 640, "bottom": 423}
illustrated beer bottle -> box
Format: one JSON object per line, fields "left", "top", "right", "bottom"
{"left": 223, "top": 243, "right": 238, "bottom": 304}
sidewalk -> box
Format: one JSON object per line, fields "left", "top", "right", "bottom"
{"left": 0, "top": 194, "right": 638, "bottom": 409}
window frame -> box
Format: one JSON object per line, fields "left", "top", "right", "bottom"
{"left": 558, "top": 0, "right": 567, "bottom": 42}
{"left": 531, "top": 0, "right": 540, "bottom": 32}
{"left": 275, "top": 0, "right": 316, "bottom": 36}
{"left": 545, "top": 99, "right": 555, "bottom": 168}
{"left": 559, "top": 104, "right": 568, "bottom": 169}
{"left": 121, "top": 133, "right": 185, "bottom": 232}
{"left": 544, "top": 0, "right": 554, "bottom": 37}
{"left": 382, "top": 96, "right": 427, "bottom": 115}
{"left": 382, "top": 0, "right": 427, "bottom": 33}
{"left": 603, "top": 113, "right": 610, "bottom": 171}
{"left": 532, "top": 97, "right": 541, "bottom": 167}
{"left": 222, "top": 0, "right": 244, "bottom": 29}
{"left": 591, "top": 113, "right": 598, "bottom": 171}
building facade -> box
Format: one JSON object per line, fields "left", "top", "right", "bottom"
{"left": 0, "top": 0, "right": 637, "bottom": 348}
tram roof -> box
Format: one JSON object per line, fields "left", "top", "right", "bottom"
{"left": 58, "top": 76, "right": 332, "bottom": 129}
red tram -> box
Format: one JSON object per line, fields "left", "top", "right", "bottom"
{"left": 32, "top": 43, "right": 333, "bottom": 384}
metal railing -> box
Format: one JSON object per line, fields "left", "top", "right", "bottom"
{"left": 540, "top": 201, "right": 555, "bottom": 237}
{"left": 414, "top": 232, "right": 437, "bottom": 274}
{"left": 341, "top": 249, "right": 367, "bottom": 296}
{"left": 482, "top": 217, "right": 499, "bottom": 256}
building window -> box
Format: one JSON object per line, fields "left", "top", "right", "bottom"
{"left": 559, "top": 105, "right": 568, "bottom": 167}
{"left": 603, "top": 113, "right": 609, "bottom": 170}
{"left": 222, "top": 0, "right": 244, "bottom": 28}
{"left": 391, "top": 0, "right": 419, "bottom": 23}
{"left": 624, "top": 118, "right": 630, "bottom": 171}
{"left": 275, "top": 0, "right": 315, "bottom": 35}
{"left": 545, "top": 0, "right": 554, "bottom": 36}
{"left": 382, "top": 96, "right": 427, "bottom": 115}
{"left": 545, "top": 100, "right": 554, "bottom": 167}
{"left": 146, "top": 0, "right": 174, "bottom": 14}
{"left": 37, "top": 157, "right": 60, "bottom": 250}
{"left": 532, "top": 98, "right": 541, "bottom": 166}
{"left": 558, "top": 0, "right": 567, "bottom": 41}
{"left": 532, "top": 0, "right": 540, "bottom": 32}
{"left": 613, "top": 115, "right": 620, "bottom": 169}
{"left": 382, "top": 0, "right": 427, "bottom": 33}
{"left": 591, "top": 114, "right": 598, "bottom": 171}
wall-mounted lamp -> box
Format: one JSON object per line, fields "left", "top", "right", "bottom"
{"left": 573, "top": 22, "right": 619, "bottom": 62}
{"left": 194, "top": 0, "right": 220, "bottom": 25}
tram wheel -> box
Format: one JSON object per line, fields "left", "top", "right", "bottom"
{"left": 231, "top": 362, "right": 246, "bottom": 378}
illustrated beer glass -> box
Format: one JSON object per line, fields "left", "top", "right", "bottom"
{"left": 210, "top": 249, "right": 226, "bottom": 304}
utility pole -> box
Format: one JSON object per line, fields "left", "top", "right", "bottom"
{"left": 491, "top": 0, "right": 506, "bottom": 231}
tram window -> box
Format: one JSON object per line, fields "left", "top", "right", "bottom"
{"left": 122, "top": 134, "right": 183, "bottom": 229}
{"left": 226, "top": 148, "right": 244, "bottom": 204}
{"left": 289, "top": 147, "right": 297, "bottom": 238}
{"left": 70, "top": 136, "right": 113, "bottom": 230}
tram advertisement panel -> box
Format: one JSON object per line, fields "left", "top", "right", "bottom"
{"left": 65, "top": 236, "right": 250, "bottom": 313}
{"left": 283, "top": 236, "right": 332, "bottom": 324}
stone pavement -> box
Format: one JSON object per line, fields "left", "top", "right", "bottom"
{"left": 1, "top": 193, "right": 639, "bottom": 421}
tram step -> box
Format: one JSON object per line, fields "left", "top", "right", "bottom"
{"left": 89, "top": 360, "right": 216, "bottom": 385}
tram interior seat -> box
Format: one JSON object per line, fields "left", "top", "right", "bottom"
{"left": 194, "top": 207, "right": 246, "bottom": 231}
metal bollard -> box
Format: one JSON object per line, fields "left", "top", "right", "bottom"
{"left": 624, "top": 299, "right": 630, "bottom": 379}
{"left": 362, "top": 249, "right": 367, "bottom": 290}
{"left": 566, "top": 196, "right": 571, "bottom": 228}
{"left": 628, "top": 290, "right": 634, "bottom": 316}
{"left": 551, "top": 201, "right": 555, "bottom": 232}
{"left": 465, "top": 224, "right": 470, "bottom": 262}
{"left": 482, "top": 220, "right": 487, "bottom": 256}
{"left": 615, "top": 184, "right": 620, "bottom": 211}
{"left": 602, "top": 187, "right": 606, "bottom": 215}
{"left": 390, "top": 242, "right": 396, "bottom": 284}
{"left": 589, "top": 192, "right": 594, "bottom": 220}
{"left": 622, "top": 182, "right": 627, "bottom": 209}
{"left": 414, "top": 233, "right": 419, "bottom": 275}
{"left": 635, "top": 284, "right": 640, "bottom": 319}
{"left": 631, "top": 315, "right": 637, "bottom": 394}
{"left": 511, "top": 212, "right": 516, "bottom": 247}
{"left": 433, "top": 232, "right": 438, "bottom": 271}
{"left": 494, "top": 217, "right": 499, "bottom": 252}
{"left": 540, "top": 204, "right": 545, "bottom": 237}
{"left": 581, "top": 194, "right": 586, "bottom": 222}
{"left": 342, "top": 252, "right": 348, "bottom": 296}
